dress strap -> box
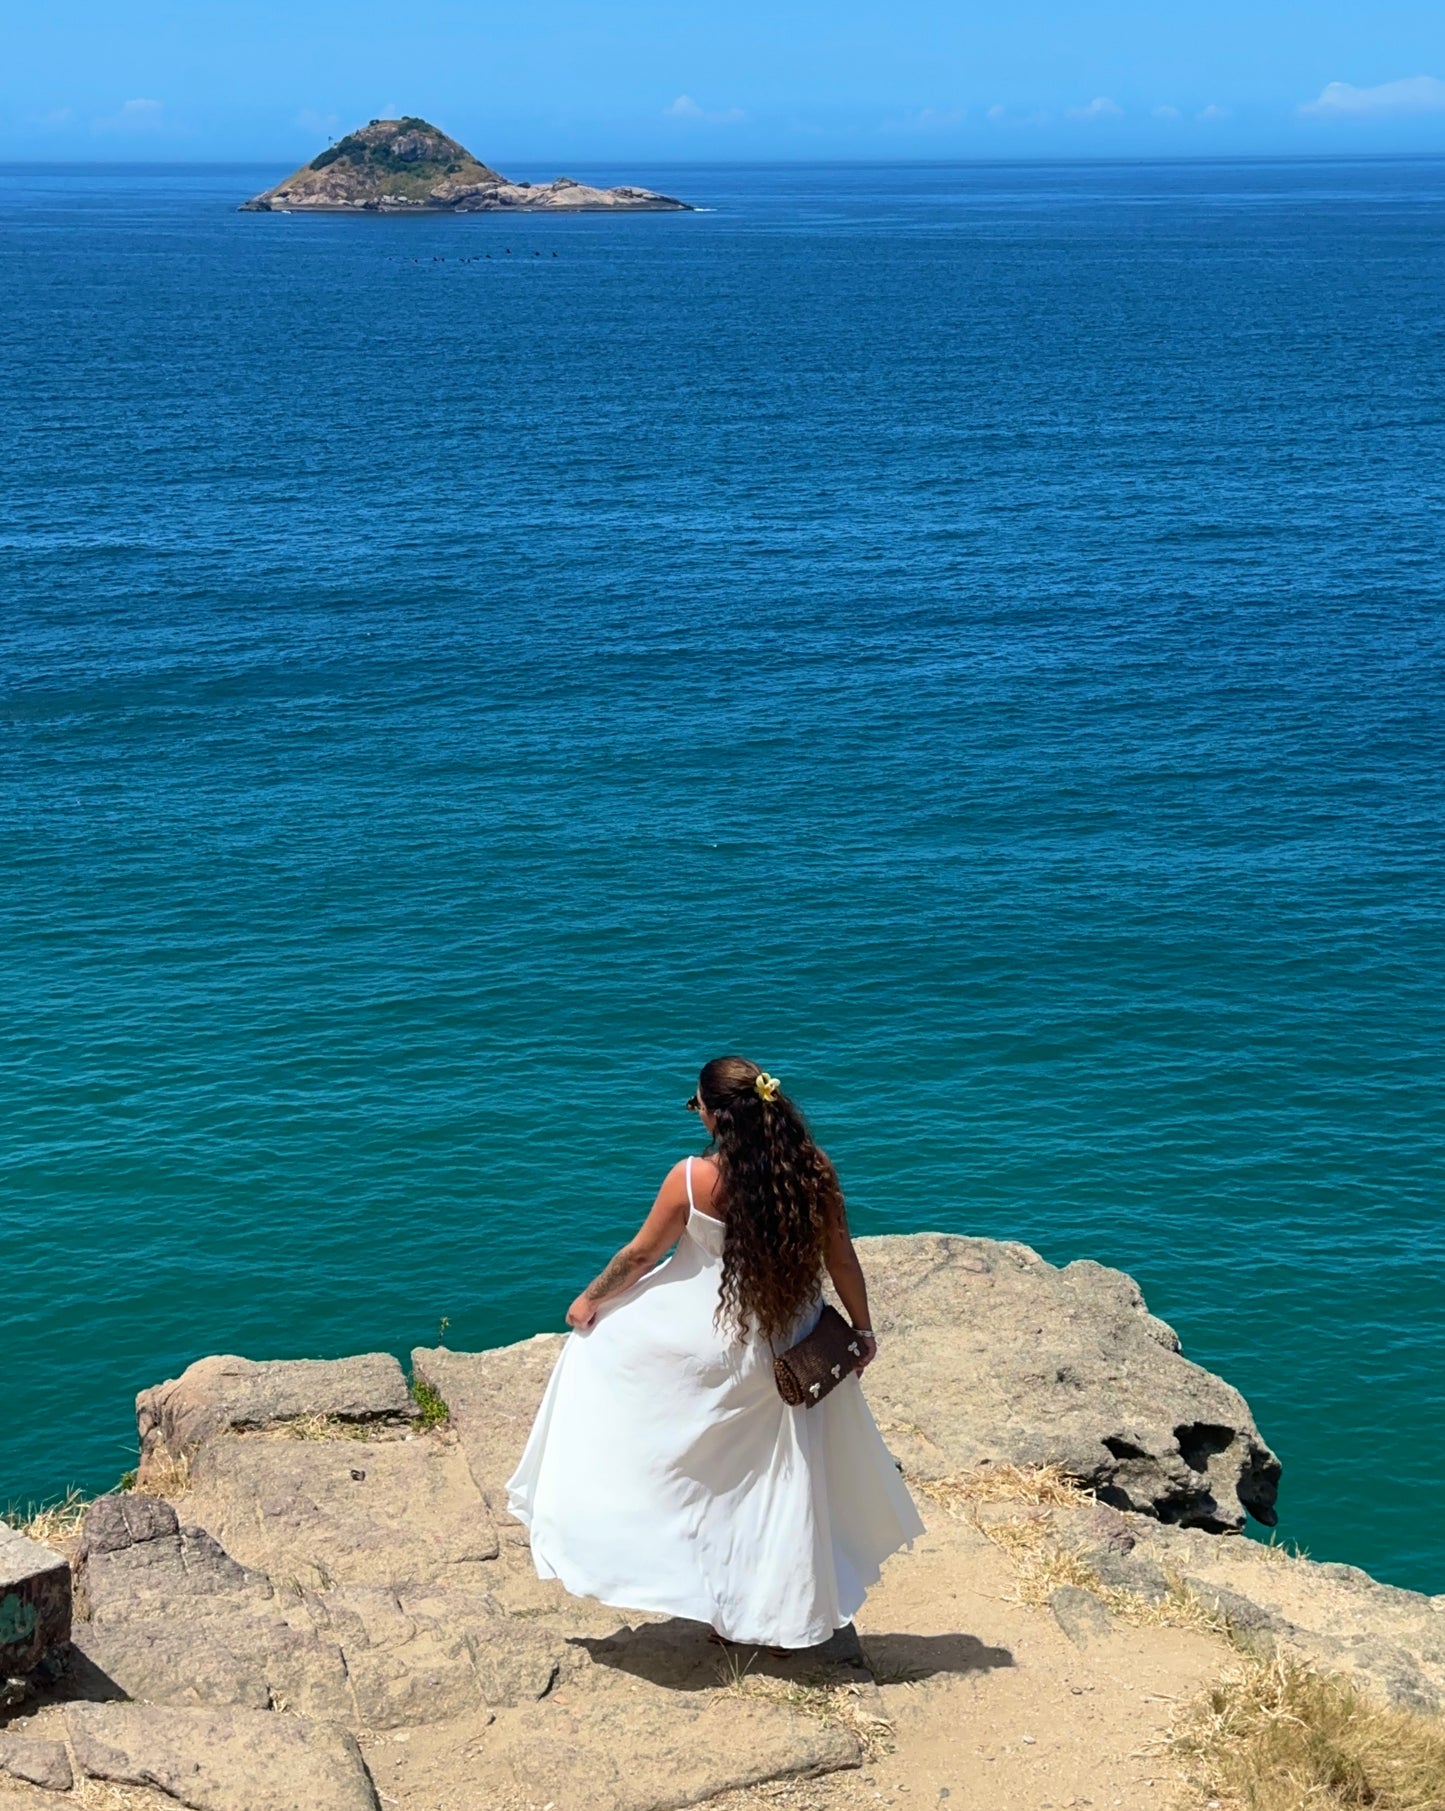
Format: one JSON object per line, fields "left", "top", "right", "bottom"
{"left": 685, "top": 1155, "right": 696, "bottom": 1213}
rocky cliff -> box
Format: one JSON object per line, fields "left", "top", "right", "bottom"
{"left": 240, "top": 118, "right": 690, "bottom": 214}
{"left": 1, "top": 1233, "right": 1440, "bottom": 1811}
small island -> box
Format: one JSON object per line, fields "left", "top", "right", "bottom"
{"left": 240, "top": 116, "right": 691, "bottom": 214}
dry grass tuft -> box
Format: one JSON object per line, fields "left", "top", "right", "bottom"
{"left": 718, "top": 1653, "right": 894, "bottom": 1760}
{"left": 139, "top": 1449, "right": 192, "bottom": 1498}
{"left": 912, "top": 1464, "right": 1107, "bottom": 1610}
{"left": 913, "top": 1461, "right": 1093, "bottom": 1511}
{"left": 73, "top": 1778, "right": 178, "bottom": 1809}
{"left": 912, "top": 1465, "right": 1233, "bottom": 1640}
{"left": 1125, "top": 1577, "right": 1234, "bottom": 1640}
{"left": 977, "top": 1506, "right": 1105, "bottom": 1604}
{"left": 1255, "top": 1530, "right": 1312, "bottom": 1567}
{"left": 977, "top": 1508, "right": 1233, "bottom": 1639}
{"left": 272, "top": 1413, "right": 370, "bottom": 1442}
{"left": 7, "top": 1487, "right": 90, "bottom": 1551}
{"left": 1171, "top": 1651, "right": 1445, "bottom": 1810}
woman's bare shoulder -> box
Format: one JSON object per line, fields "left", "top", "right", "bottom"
{"left": 656, "top": 1154, "right": 720, "bottom": 1194}
{"left": 689, "top": 1153, "right": 725, "bottom": 1211}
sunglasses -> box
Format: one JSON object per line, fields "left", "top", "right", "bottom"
{"left": 685, "top": 1094, "right": 701, "bottom": 1112}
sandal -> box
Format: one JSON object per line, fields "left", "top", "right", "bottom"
{"left": 708, "top": 1628, "right": 791, "bottom": 1659}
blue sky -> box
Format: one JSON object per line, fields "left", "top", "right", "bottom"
{"left": 7, "top": 0, "right": 1445, "bottom": 163}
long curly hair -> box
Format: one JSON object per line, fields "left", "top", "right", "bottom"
{"left": 697, "top": 1056, "right": 843, "bottom": 1346}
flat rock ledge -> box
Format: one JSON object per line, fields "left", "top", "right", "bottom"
{"left": 135, "top": 1352, "right": 417, "bottom": 1484}
{"left": 2, "top": 1232, "right": 1438, "bottom": 1811}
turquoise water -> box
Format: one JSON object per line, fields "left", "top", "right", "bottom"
{"left": 2, "top": 158, "right": 1442, "bottom": 1589}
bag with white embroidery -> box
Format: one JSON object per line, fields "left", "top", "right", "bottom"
{"left": 773, "top": 1303, "right": 866, "bottom": 1407}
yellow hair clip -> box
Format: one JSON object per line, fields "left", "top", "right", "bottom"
{"left": 754, "top": 1071, "right": 781, "bottom": 1103}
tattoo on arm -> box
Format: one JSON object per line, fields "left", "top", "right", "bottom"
{"left": 585, "top": 1249, "right": 647, "bottom": 1302}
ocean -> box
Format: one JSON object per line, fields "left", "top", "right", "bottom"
{"left": 1, "top": 156, "right": 1441, "bottom": 1590}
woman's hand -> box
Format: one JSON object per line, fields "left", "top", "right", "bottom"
{"left": 854, "top": 1330, "right": 878, "bottom": 1372}
{"left": 566, "top": 1293, "right": 599, "bottom": 1331}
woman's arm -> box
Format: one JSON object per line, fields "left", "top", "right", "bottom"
{"left": 565, "top": 1161, "right": 692, "bottom": 1330}
{"left": 823, "top": 1200, "right": 878, "bottom": 1370}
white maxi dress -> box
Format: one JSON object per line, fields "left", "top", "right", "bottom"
{"left": 506, "top": 1158, "right": 925, "bottom": 1648}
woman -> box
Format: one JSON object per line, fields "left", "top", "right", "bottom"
{"left": 506, "top": 1056, "right": 924, "bottom": 1650}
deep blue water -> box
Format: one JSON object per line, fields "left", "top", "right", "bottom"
{"left": 2, "top": 158, "right": 1442, "bottom": 1590}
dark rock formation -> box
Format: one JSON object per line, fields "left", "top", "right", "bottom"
{"left": 857, "top": 1234, "right": 1281, "bottom": 1530}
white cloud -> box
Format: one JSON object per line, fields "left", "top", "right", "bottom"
{"left": 1196, "top": 103, "right": 1230, "bottom": 121}
{"left": 41, "top": 107, "right": 76, "bottom": 128}
{"left": 665, "top": 94, "right": 746, "bottom": 125}
{"left": 1299, "top": 76, "right": 1445, "bottom": 118}
{"left": 1152, "top": 104, "right": 1182, "bottom": 120}
{"left": 1066, "top": 96, "right": 1123, "bottom": 120}
{"left": 885, "top": 107, "right": 965, "bottom": 134}
{"left": 985, "top": 105, "right": 1052, "bottom": 126}
{"left": 93, "top": 97, "right": 165, "bottom": 134}
{"left": 296, "top": 109, "right": 340, "bottom": 138}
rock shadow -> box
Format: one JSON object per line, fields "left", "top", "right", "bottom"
{"left": 0, "top": 1644, "right": 128, "bottom": 1723}
{"left": 572, "top": 1620, "right": 1012, "bottom": 1692}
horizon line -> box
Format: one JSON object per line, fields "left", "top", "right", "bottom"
{"left": 6, "top": 148, "right": 1445, "bottom": 172}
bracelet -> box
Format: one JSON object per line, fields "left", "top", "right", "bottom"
{"left": 852, "top": 1326, "right": 876, "bottom": 1338}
